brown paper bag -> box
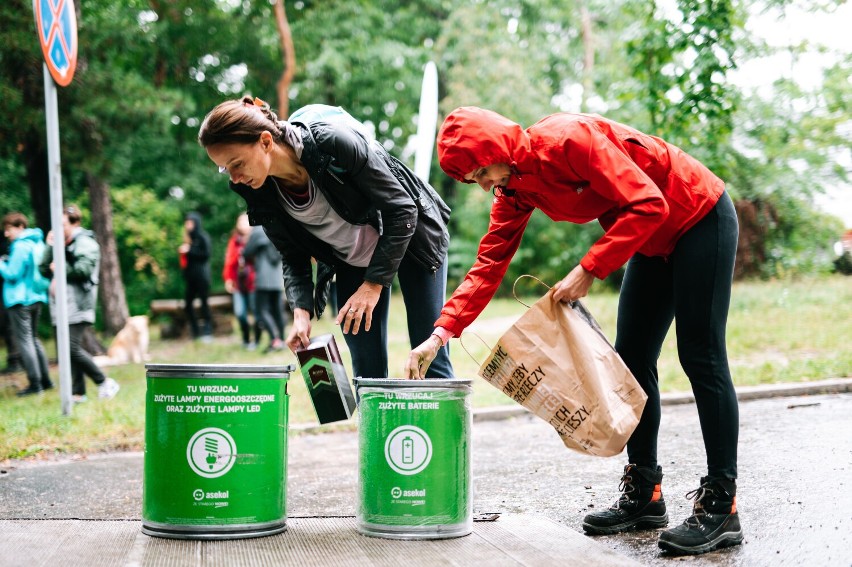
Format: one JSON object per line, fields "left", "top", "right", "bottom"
{"left": 476, "top": 292, "right": 647, "bottom": 457}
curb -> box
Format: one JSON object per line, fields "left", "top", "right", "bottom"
{"left": 290, "top": 377, "right": 851, "bottom": 434}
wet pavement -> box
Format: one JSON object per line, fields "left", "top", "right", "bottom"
{"left": 1, "top": 386, "right": 850, "bottom": 566}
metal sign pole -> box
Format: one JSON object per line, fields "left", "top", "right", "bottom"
{"left": 43, "top": 63, "right": 73, "bottom": 416}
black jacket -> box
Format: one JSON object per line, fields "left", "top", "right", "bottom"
{"left": 230, "top": 121, "right": 451, "bottom": 319}
{"left": 183, "top": 211, "right": 211, "bottom": 283}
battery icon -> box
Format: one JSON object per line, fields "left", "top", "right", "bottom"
{"left": 402, "top": 437, "right": 413, "bottom": 464}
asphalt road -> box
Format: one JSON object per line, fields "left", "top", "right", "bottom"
{"left": 2, "top": 391, "right": 850, "bottom": 566}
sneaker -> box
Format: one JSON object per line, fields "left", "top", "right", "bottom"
{"left": 200, "top": 334, "right": 214, "bottom": 344}
{"left": 244, "top": 342, "right": 258, "bottom": 351}
{"left": 72, "top": 394, "right": 88, "bottom": 403}
{"left": 42, "top": 380, "right": 54, "bottom": 391}
{"left": 658, "top": 477, "right": 743, "bottom": 555}
{"left": 98, "top": 377, "right": 121, "bottom": 400}
{"left": 16, "top": 385, "right": 44, "bottom": 397}
{"left": 583, "top": 464, "right": 668, "bottom": 535}
{"left": 264, "top": 339, "right": 285, "bottom": 353}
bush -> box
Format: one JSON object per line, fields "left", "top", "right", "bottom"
{"left": 111, "top": 185, "right": 185, "bottom": 315}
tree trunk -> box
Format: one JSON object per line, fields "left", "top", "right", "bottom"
{"left": 273, "top": 0, "right": 296, "bottom": 117}
{"left": 85, "top": 172, "right": 129, "bottom": 334}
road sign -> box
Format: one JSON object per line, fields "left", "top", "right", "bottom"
{"left": 34, "top": 0, "right": 78, "bottom": 86}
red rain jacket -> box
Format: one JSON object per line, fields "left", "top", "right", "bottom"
{"left": 222, "top": 233, "right": 256, "bottom": 293}
{"left": 435, "top": 106, "right": 725, "bottom": 336}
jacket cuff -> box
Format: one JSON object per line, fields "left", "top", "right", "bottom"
{"left": 431, "top": 326, "right": 454, "bottom": 347}
{"left": 580, "top": 254, "right": 607, "bottom": 280}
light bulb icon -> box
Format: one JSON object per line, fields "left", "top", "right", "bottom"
{"left": 187, "top": 428, "right": 237, "bottom": 478}
{"left": 205, "top": 436, "right": 218, "bottom": 470}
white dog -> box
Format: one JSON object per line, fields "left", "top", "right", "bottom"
{"left": 104, "top": 315, "right": 150, "bottom": 365}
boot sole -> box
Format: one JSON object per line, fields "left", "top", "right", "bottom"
{"left": 583, "top": 514, "right": 669, "bottom": 535}
{"left": 658, "top": 529, "right": 744, "bottom": 555}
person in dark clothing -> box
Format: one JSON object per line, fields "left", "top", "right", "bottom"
{"left": 197, "top": 96, "right": 454, "bottom": 379}
{"left": 179, "top": 212, "right": 213, "bottom": 341}
{"left": 242, "top": 225, "right": 286, "bottom": 352}
{"left": 41, "top": 205, "right": 120, "bottom": 402}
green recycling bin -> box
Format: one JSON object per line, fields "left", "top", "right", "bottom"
{"left": 142, "top": 364, "right": 291, "bottom": 539}
{"left": 355, "top": 378, "right": 473, "bottom": 540}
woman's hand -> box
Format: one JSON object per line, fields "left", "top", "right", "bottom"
{"left": 404, "top": 335, "right": 443, "bottom": 379}
{"left": 335, "top": 281, "right": 383, "bottom": 335}
{"left": 551, "top": 264, "right": 595, "bottom": 303}
{"left": 286, "top": 308, "right": 313, "bottom": 352}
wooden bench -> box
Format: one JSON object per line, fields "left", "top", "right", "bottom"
{"left": 150, "top": 294, "right": 234, "bottom": 339}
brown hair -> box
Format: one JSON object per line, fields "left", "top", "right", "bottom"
{"left": 198, "top": 96, "right": 285, "bottom": 148}
{"left": 63, "top": 205, "right": 82, "bottom": 225}
{"left": 2, "top": 212, "right": 28, "bottom": 229}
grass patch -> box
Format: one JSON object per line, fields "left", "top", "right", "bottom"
{"left": 1, "top": 274, "right": 849, "bottom": 462}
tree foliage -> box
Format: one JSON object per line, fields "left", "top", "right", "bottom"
{"left": 0, "top": 0, "right": 849, "bottom": 329}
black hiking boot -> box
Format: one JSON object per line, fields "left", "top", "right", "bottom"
{"left": 658, "top": 477, "right": 743, "bottom": 555}
{"left": 583, "top": 464, "right": 668, "bottom": 535}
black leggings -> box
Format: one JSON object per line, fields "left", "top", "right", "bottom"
{"left": 184, "top": 276, "right": 212, "bottom": 338}
{"left": 615, "top": 191, "right": 739, "bottom": 480}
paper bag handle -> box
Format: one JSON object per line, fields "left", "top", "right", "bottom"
{"left": 512, "top": 274, "right": 555, "bottom": 308}
{"left": 512, "top": 274, "right": 616, "bottom": 351}
{"left": 458, "top": 331, "right": 492, "bottom": 367}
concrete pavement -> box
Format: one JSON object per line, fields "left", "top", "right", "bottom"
{"left": 1, "top": 379, "right": 850, "bottom": 566}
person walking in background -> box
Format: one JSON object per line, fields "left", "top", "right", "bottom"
{"left": 0, "top": 235, "right": 24, "bottom": 375}
{"left": 0, "top": 298, "right": 23, "bottom": 375}
{"left": 0, "top": 212, "right": 52, "bottom": 396}
{"left": 242, "top": 225, "right": 286, "bottom": 353}
{"left": 40, "top": 205, "right": 119, "bottom": 403}
{"left": 223, "top": 212, "right": 259, "bottom": 350}
{"left": 405, "top": 106, "right": 741, "bottom": 556}
{"left": 179, "top": 212, "right": 213, "bottom": 342}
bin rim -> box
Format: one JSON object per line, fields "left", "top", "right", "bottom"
{"left": 353, "top": 377, "right": 472, "bottom": 388}
{"left": 145, "top": 363, "right": 295, "bottom": 374}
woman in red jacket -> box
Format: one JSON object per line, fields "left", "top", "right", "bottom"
{"left": 222, "top": 213, "right": 259, "bottom": 349}
{"left": 405, "top": 107, "right": 741, "bottom": 556}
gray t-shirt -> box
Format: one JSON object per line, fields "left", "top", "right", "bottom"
{"left": 274, "top": 179, "right": 379, "bottom": 268}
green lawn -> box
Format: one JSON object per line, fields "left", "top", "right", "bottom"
{"left": 1, "top": 275, "right": 850, "bottom": 462}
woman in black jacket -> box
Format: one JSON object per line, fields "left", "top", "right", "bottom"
{"left": 179, "top": 211, "right": 213, "bottom": 341}
{"left": 198, "top": 96, "right": 453, "bottom": 379}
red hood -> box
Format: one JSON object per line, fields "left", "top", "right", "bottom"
{"left": 437, "top": 107, "right": 535, "bottom": 183}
